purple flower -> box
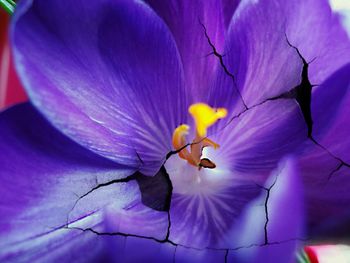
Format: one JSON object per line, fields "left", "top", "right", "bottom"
{"left": 1, "top": 0, "right": 350, "bottom": 262}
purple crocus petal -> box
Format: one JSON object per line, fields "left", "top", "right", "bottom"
{"left": 144, "top": 0, "right": 227, "bottom": 102}
{"left": 167, "top": 159, "right": 259, "bottom": 248}
{"left": 164, "top": 100, "right": 306, "bottom": 249}
{"left": 211, "top": 99, "right": 307, "bottom": 173}
{"left": 227, "top": 158, "right": 305, "bottom": 263}
{"left": 103, "top": 236, "right": 176, "bottom": 263}
{"left": 3, "top": 219, "right": 109, "bottom": 262}
{"left": 284, "top": 0, "right": 350, "bottom": 86}
{"left": 11, "top": 0, "right": 187, "bottom": 175}
{"left": 210, "top": 0, "right": 350, "bottom": 115}
{"left": 214, "top": 64, "right": 349, "bottom": 176}
{"left": 0, "top": 103, "right": 167, "bottom": 261}
{"left": 311, "top": 63, "right": 350, "bottom": 161}
{"left": 310, "top": 175, "right": 350, "bottom": 242}
{"left": 105, "top": 218, "right": 228, "bottom": 263}
{"left": 222, "top": 0, "right": 241, "bottom": 29}
{"left": 296, "top": 64, "right": 350, "bottom": 232}
{"left": 210, "top": 0, "right": 301, "bottom": 112}
{"left": 68, "top": 185, "right": 169, "bottom": 240}
{"left": 174, "top": 247, "right": 226, "bottom": 263}
{"left": 301, "top": 144, "right": 350, "bottom": 236}
{"left": 300, "top": 140, "right": 350, "bottom": 242}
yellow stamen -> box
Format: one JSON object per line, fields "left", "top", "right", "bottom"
{"left": 172, "top": 124, "right": 190, "bottom": 160}
{"left": 188, "top": 103, "right": 227, "bottom": 137}
{"left": 171, "top": 124, "right": 198, "bottom": 166}
{"left": 172, "top": 124, "right": 189, "bottom": 151}
{"left": 202, "top": 137, "right": 220, "bottom": 149}
{"left": 171, "top": 103, "right": 227, "bottom": 169}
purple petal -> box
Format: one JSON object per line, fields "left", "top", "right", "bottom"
{"left": 0, "top": 104, "right": 167, "bottom": 261}
{"left": 284, "top": 0, "right": 350, "bottom": 86}
{"left": 311, "top": 63, "right": 350, "bottom": 161}
{"left": 211, "top": 99, "right": 307, "bottom": 174}
{"left": 301, "top": 145, "right": 350, "bottom": 237}
{"left": 164, "top": 99, "right": 307, "bottom": 249}
{"left": 104, "top": 236, "right": 175, "bottom": 263}
{"left": 210, "top": 0, "right": 300, "bottom": 112}
{"left": 297, "top": 64, "right": 350, "bottom": 232}
{"left": 3, "top": 228, "right": 108, "bottom": 263}
{"left": 175, "top": 246, "right": 226, "bottom": 263}
{"left": 210, "top": 0, "right": 350, "bottom": 115}
{"left": 300, "top": 143, "right": 350, "bottom": 242}
{"left": 165, "top": 154, "right": 260, "bottom": 249}
{"left": 227, "top": 158, "right": 305, "bottom": 262}
{"left": 11, "top": 0, "right": 187, "bottom": 175}
{"left": 144, "top": 0, "right": 228, "bottom": 101}
{"left": 222, "top": 0, "right": 241, "bottom": 29}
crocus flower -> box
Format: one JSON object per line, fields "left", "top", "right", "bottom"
{"left": 1, "top": 0, "right": 350, "bottom": 262}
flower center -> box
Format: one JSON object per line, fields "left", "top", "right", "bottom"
{"left": 172, "top": 103, "right": 227, "bottom": 169}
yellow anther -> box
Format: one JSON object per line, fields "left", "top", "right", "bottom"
{"left": 202, "top": 138, "right": 220, "bottom": 149}
{"left": 188, "top": 103, "right": 227, "bottom": 137}
{"left": 172, "top": 124, "right": 195, "bottom": 163}
{"left": 172, "top": 124, "right": 189, "bottom": 150}
{"left": 171, "top": 103, "right": 227, "bottom": 169}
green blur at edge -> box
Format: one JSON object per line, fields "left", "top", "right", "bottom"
{"left": 0, "top": 0, "right": 16, "bottom": 15}
{"left": 297, "top": 250, "right": 312, "bottom": 263}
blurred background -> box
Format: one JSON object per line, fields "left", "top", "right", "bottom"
{"left": 0, "top": 7, "right": 27, "bottom": 110}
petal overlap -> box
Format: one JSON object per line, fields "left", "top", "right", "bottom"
{"left": 0, "top": 103, "right": 169, "bottom": 261}
{"left": 12, "top": 0, "right": 187, "bottom": 175}
{"left": 144, "top": 0, "right": 228, "bottom": 102}
{"left": 3, "top": 0, "right": 350, "bottom": 261}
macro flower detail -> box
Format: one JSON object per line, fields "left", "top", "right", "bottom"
{"left": 172, "top": 103, "right": 227, "bottom": 169}
{"left": 1, "top": 0, "right": 350, "bottom": 262}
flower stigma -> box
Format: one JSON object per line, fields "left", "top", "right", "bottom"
{"left": 172, "top": 103, "right": 227, "bottom": 170}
